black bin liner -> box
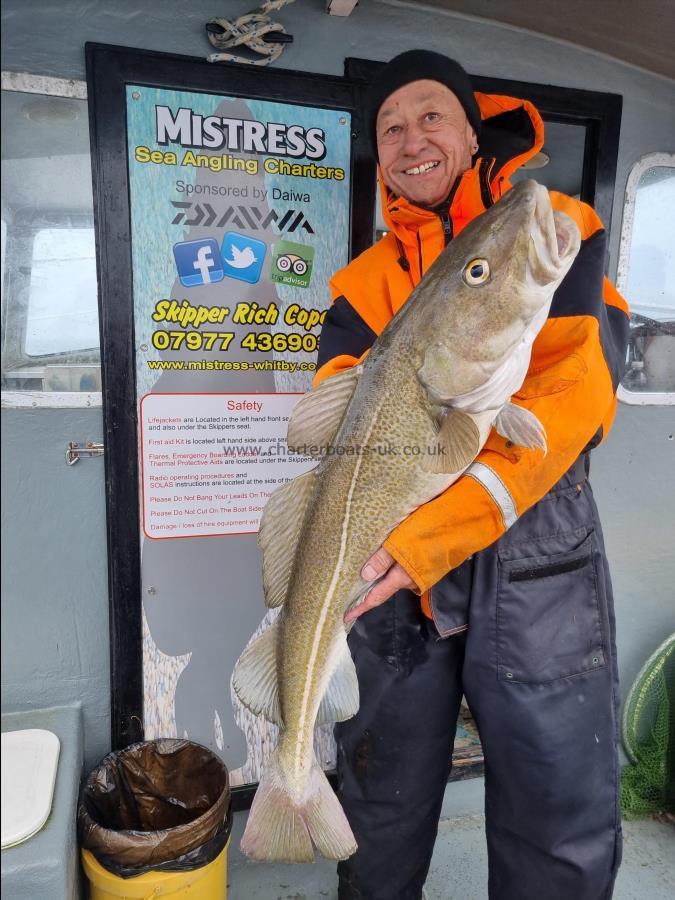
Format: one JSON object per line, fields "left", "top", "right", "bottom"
{"left": 78, "top": 738, "right": 232, "bottom": 877}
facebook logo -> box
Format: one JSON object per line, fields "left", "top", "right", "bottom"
{"left": 173, "top": 238, "right": 224, "bottom": 287}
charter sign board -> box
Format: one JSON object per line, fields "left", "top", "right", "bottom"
{"left": 126, "top": 84, "right": 351, "bottom": 779}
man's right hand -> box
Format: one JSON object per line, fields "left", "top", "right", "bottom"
{"left": 344, "top": 547, "right": 419, "bottom": 624}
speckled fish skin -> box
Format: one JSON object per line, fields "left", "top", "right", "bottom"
{"left": 236, "top": 180, "right": 581, "bottom": 864}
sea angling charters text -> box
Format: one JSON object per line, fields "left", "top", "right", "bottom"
{"left": 134, "top": 146, "right": 345, "bottom": 180}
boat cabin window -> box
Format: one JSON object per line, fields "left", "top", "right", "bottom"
{"left": 1, "top": 81, "right": 100, "bottom": 399}
{"left": 618, "top": 154, "right": 675, "bottom": 402}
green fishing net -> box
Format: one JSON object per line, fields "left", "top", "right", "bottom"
{"left": 620, "top": 633, "right": 675, "bottom": 819}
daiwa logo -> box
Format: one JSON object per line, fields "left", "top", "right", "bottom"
{"left": 170, "top": 201, "right": 314, "bottom": 235}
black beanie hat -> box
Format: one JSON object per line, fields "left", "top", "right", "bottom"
{"left": 367, "top": 50, "right": 482, "bottom": 159}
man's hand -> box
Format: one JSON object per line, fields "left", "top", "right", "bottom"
{"left": 344, "top": 547, "right": 419, "bottom": 624}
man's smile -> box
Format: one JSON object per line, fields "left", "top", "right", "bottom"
{"left": 403, "top": 160, "right": 440, "bottom": 176}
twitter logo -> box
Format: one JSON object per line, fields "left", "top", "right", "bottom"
{"left": 220, "top": 232, "right": 267, "bottom": 284}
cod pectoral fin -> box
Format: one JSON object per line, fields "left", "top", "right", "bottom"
{"left": 287, "top": 366, "right": 361, "bottom": 457}
{"left": 423, "top": 408, "right": 481, "bottom": 474}
{"left": 258, "top": 468, "right": 318, "bottom": 608}
{"left": 316, "top": 634, "right": 360, "bottom": 726}
{"left": 495, "top": 402, "right": 547, "bottom": 452}
{"left": 232, "top": 620, "right": 282, "bottom": 726}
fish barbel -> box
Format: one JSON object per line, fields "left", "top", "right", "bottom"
{"left": 233, "top": 180, "right": 581, "bottom": 862}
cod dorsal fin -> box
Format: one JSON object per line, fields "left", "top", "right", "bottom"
{"left": 258, "top": 468, "right": 317, "bottom": 608}
{"left": 286, "top": 366, "right": 361, "bottom": 458}
{"left": 232, "top": 620, "right": 282, "bottom": 725}
{"left": 316, "top": 634, "right": 360, "bottom": 725}
{"left": 423, "top": 408, "right": 481, "bottom": 474}
{"left": 495, "top": 402, "right": 547, "bottom": 452}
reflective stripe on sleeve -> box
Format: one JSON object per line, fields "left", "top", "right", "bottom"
{"left": 466, "top": 461, "right": 518, "bottom": 529}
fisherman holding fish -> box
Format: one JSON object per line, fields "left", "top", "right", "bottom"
{"left": 317, "top": 51, "right": 628, "bottom": 899}
{"left": 234, "top": 50, "right": 629, "bottom": 900}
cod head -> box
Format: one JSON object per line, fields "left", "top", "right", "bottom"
{"left": 417, "top": 179, "right": 581, "bottom": 402}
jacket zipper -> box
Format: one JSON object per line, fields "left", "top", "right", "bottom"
{"left": 479, "top": 157, "right": 496, "bottom": 208}
{"left": 439, "top": 212, "right": 453, "bottom": 246}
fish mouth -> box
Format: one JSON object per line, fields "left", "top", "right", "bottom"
{"left": 528, "top": 184, "right": 580, "bottom": 285}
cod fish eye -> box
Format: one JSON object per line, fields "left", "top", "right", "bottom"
{"left": 463, "top": 258, "right": 490, "bottom": 286}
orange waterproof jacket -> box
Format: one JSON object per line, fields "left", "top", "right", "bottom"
{"left": 314, "top": 93, "right": 630, "bottom": 613}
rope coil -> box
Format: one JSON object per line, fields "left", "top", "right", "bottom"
{"left": 206, "top": 0, "right": 296, "bottom": 67}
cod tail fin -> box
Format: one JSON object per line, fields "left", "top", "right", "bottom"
{"left": 240, "top": 749, "right": 357, "bottom": 863}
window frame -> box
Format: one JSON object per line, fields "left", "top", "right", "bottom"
{"left": 616, "top": 151, "right": 675, "bottom": 406}
{"left": 1, "top": 71, "right": 101, "bottom": 410}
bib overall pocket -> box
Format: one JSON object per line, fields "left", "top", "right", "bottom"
{"left": 496, "top": 532, "right": 605, "bottom": 684}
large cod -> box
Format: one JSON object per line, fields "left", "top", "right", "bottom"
{"left": 233, "top": 180, "right": 581, "bottom": 863}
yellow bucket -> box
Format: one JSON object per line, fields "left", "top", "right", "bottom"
{"left": 81, "top": 840, "right": 229, "bottom": 899}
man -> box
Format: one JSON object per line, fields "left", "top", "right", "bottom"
{"left": 314, "top": 51, "right": 629, "bottom": 900}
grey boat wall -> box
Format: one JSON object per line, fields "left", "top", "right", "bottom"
{"left": 1, "top": 0, "right": 674, "bottom": 772}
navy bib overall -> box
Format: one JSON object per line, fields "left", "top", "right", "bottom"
{"left": 335, "top": 456, "right": 622, "bottom": 900}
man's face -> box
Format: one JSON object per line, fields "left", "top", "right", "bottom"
{"left": 376, "top": 80, "right": 477, "bottom": 208}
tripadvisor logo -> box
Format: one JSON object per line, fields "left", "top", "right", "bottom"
{"left": 270, "top": 241, "right": 315, "bottom": 289}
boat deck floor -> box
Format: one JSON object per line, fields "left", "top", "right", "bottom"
{"left": 226, "top": 780, "right": 674, "bottom": 899}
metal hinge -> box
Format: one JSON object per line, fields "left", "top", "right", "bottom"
{"left": 66, "top": 441, "right": 105, "bottom": 465}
